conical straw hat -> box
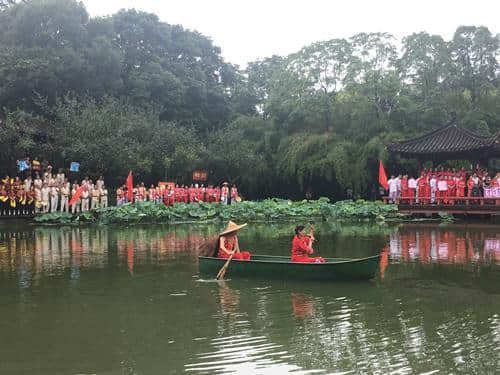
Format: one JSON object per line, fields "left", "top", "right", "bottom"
{"left": 220, "top": 221, "right": 247, "bottom": 236}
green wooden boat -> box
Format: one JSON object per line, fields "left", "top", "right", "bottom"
{"left": 198, "top": 254, "right": 381, "bottom": 281}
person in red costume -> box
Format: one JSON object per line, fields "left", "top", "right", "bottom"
{"left": 217, "top": 221, "right": 251, "bottom": 260}
{"left": 197, "top": 184, "right": 205, "bottom": 202}
{"left": 148, "top": 184, "right": 156, "bottom": 203}
{"left": 417, "top": 173, "right": 429, "bottom": 204}
{"left": 447, "top": 175, "right": 456, "bottom": 205}
{"left": 162, "top": 187, "right": 170, "bottom": 206}
{"left": 457, "top": 175, "right": 466, "bottom": 200}
{"left": 189, "top": 184, "right": 196, "bottom": 203}
{"left": 291, "top": 225, "right": 325, "bottom": 263}
{"left": 168, "top": 186, "right": 175, "bottom": 206}
{"left": 184, "top": 185, "right": 190, "bottom": 203}
{"left": 205, "top": 185, "right": 213, "bottom": 203}
{"left": 214, "top": 186, "right": 221, "bottom": 203}
{"left": 401, "top": 175, "right": 409, "bottom": 203}
{"left": 231, "top": 184, "right": 238, "bottom": 202}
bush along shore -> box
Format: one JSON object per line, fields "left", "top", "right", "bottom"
{"left": 33, "top": 198, "right": 405, "bottom": 225}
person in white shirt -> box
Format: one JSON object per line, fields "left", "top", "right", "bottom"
{"left": 81, "top": 187, "right": 90, "bottom": 212}
{"left": 396, "top": 175, "right": 402, "bottom": 198}
{"left": 56, "top": 169, "right": 65, "bottom": 186}
{"left": 429, "top": 175, "right": 437, "bottom": 204}
{"left": 388, "top": 175, "right": 399, "bottom": 203}
{"left": 41, "top": 184, "right": 50, "bottom": 213}
{"left": 24, "top": 176, "right": 32, "bottom": 192}
{"left": 60, "top": 184, "right": 70, "bottom": 212}
{"left": 50, "top": 185, "right": 59, "bottom": 212}
{"left": 100, "top": 186, "right": 108, "bottom": 208}
{"left": 34, "top": 173, "right": 43, "bottom": 190}
{"left": 34, "top": 187, "right": 42, "bottom": 213}
{"left": 437, "top": 176, "right": 448, "bottom": 203}
{"left": 91, "top": 185, "right": 100, "bottom": 210}
{"left": 96, "top": 176, "right": 104, "bottom": 191}
{"left": 408, "top": 176, "right": 417, "bottom": 202}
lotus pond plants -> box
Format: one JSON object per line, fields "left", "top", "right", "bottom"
{"left": 34, "top": 198, "right": 403, "bottom": 225}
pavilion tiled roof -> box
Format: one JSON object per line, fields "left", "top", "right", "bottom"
{"left": 387, "top": 121, "right": 500, "bottom": 158}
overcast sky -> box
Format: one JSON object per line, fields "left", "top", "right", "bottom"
{"left": 82, "top": 0, "right": 499, "bottom": 67}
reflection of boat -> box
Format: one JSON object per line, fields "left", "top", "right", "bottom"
{"left": 198, "top": 254, "right": 381, "bottom": 281}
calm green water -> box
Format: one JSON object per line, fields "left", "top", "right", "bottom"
{"left": 0, "top": 220, "right": 499, "bottom": 374}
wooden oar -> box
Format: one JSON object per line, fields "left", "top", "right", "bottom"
{"left": 216, "top": 252, "right": 235, "bottom": 280}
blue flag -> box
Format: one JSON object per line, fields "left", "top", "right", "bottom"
{"left": 17, "top": 160, "right": 28, "bottom": 172}
{"left": 70, "top": 162, "right": 80, "bottom": 172}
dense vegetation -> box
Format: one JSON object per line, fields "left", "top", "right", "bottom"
{"left": 33, "top": 198, "right": 401, "bottom": 225}
{"left": 1, "top": 0, "right": 499, "bottom": 199}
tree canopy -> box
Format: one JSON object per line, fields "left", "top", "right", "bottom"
{"left": 1, "top": 0, "right": 499, "bottom": 199}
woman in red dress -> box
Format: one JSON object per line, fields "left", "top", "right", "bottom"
{"left": 401, "top": 175, "right": 409, "bottom": 203}
{"left": 291, "top": 225, "right": 324, "bottom": 263}
{"left": 217, "top": 221, "right": 251, "bottom": 260}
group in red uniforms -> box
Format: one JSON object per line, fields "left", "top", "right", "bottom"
{"left": 385, "top": 164, "right": 500, "bottom": 205}
{"left": 291, "top": 224, "right": 325, "bottom": 263}
{"left": 116, "top": 182, "right": 239, "bottom": 206}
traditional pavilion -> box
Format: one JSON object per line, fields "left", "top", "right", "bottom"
{"left": 387, "top": 120, "right": 500, "bottom": 163}
{"left": 384, "top": 119, "right": 500, "bottom": 216}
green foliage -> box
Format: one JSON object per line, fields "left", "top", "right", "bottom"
{"left": 34, "top": 199, "right": 406, "bottom": 225}
{"left": 1, "top": 0, "right": 500, "bottom": 201}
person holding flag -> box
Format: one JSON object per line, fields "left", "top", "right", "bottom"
{"left": 71, "top": 183, "right": 81, "bottom": 214}
{"left": 70, "top": 183, "right": 86, "bottom": 212}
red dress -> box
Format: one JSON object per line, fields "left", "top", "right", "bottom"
{"left": 447, "top": 180, "right": 456, "bottom": 204}
{"left": 291, "top": 235, "right": 324, "bottom": 263}
{"left": 457, "top": 179, "right": 466, "bottom": 197}
{"left": 418, "top": 176, "right": 429, "bottom": 204}
{"left": 218, "top": 237, "right": 251, "bottom": 260}
{"left": 401, "top": 178, "right": 409, "bottom": 200}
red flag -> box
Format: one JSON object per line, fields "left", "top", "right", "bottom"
{"left": 379, "top": 160, "right": 389, "bottom": 190}
{"left": 69, "top": 185, "right": 86, "bottom": 206}
{"left": 126, "top": 171, "right": 133, "bottom": 202}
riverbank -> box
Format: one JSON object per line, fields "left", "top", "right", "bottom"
{"left": 33, "top": 198, "right": 403, "bottom": 225}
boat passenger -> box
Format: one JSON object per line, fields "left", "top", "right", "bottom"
{"left": 217, "top": 221, "right": 251, "bottom": 260}
{"left": 291, "top": 225, "right": 324, "bottom": 263}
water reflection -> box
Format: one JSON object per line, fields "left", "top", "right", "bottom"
{"left": 0, "top": 223, "right": 499, "bottom": 374}
{"left": 291, "top": 293, "right": 315, "bottom": 319}
{"left": 385, "top": 224, "right": 500, "bottom": 265}
{"left": 0, "top": 226, "right": 211, "bottom": 285}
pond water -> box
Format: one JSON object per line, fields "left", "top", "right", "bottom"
{"left": 0, "top": 220, "right": 499, "bottom": 374}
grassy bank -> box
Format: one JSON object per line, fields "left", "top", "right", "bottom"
{"left": 33, "top": 198, "right": 403, "bottom": 225}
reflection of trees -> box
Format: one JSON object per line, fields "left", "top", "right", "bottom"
{"left": 1, "top": 223, "right": 500, "bottom": 373}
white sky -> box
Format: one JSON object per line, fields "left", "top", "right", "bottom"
{"left": 82, "top": 0, "right": 499, "bottom": 67}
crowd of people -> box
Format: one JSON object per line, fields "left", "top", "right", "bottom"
{"left": 115, "top": 182, "right": 239, "bottom": 206}
{"left": 386, "top": 165, "right": 500, "bottom": 204}
{"left": 0, "top": 166, "right": 109, "bottom": 216}
{"left": 1, "top": 160, "right": 240, "bottom": 217}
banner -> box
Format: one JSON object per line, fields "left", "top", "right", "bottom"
{"left": 192, "top": 170, "right": 208, "bottom": 181}
{"left": 158, "top": 182, "right": 175, "bottom": 190}
{"left": 484, "top": 187, "right": 500, "bottom": 198}
{"left": 126, "top": 171, "right": 133, "bottom": 202}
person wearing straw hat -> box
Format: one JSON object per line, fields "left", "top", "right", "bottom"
{"left": 217, "top": 221, "right": 251, "bottom": 260}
